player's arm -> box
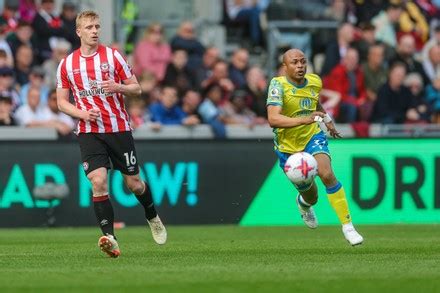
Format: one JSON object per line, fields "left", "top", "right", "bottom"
{"left": 56, "top": 88, "right": 100, "bottom": 122}
{"left": 316, "top": 100, "right": 342, "bottom": 138}
{"left": 267, "top": 105, "right": 324, "bottom": 128}
{"left": 101, "top": 75, "right": 141, "bottom": 98}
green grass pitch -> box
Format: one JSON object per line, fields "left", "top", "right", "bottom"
{"left": 0, "top": 225, "right": 439, "bottom": 292}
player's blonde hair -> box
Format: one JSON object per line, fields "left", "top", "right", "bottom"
{"left": 76, "top": 10, "right": 100, "bottom": 29}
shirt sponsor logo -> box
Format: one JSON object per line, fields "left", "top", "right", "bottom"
{"left": 300, "top": 98, "right": 312, "bottom": 110}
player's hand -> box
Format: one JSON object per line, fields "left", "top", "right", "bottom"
{"left": 304, "top": 111, "right": 325, "bottom": 125}
{"left": 82, "top": 109, "right": 100, "bottom": 122}
{"left": 325, "top": 121, "right": 342, "bottom": 138}
{"left": 101, "top": 79, "right": 121, "bottom": 94}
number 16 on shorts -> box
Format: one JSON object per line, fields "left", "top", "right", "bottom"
{"left": 123, "top": 151, "right": 137, "bottom": 167}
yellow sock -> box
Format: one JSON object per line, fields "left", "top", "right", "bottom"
{"left": 326, "top": 182, "right": 351, "bottom": 224}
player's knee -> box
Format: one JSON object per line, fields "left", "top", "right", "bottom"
{"left": 320, "top": 171, "right": 337, "bottom": 186}
{"left": 126, "top": 177, "right": 143, "bottom": 194}
{"left": 90, "top": 175, "right": 107, "bottom": 191}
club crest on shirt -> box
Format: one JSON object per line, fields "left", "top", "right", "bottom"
{"left": 83, "top": 162, "right": 89, "bottom": 171}
{"left": 100, "top": 62, "right": 109, "bottom": 73}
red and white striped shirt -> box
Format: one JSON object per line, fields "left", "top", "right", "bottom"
{"left": 56, "top": 45, "right": 133, "bottom": 133}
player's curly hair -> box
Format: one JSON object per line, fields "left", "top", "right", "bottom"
{"left": 76, "top": 10, "right": 99, "bottom": 29}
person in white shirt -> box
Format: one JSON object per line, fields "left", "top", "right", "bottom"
{"left": 14, "top": 86, "right": 52, "bottom": 126}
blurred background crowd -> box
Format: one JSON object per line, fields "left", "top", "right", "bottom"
{"left": 0, "top": 0, "right": 440, "bottom": 139}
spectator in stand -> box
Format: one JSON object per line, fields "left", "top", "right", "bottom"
{"left": 170, "top": 21, "right": 205, "bottom": 71}
{"left": 221, "top": 89, "right": 265, "bottom": 126}
{"left": 422, "top": 25, "right": 440, "bottom": 62}
{"left": 46, "top": 88, "right": 75, "bottom": 137}
{"left": 0, "top": 66, "right": 20, "bottom": 108}
{"left": 228, "top": 48, "right": 249, "bottom": 89}
{"left": 352, "top": 22, "right": 377, "bottom": 64}
{"left": 6, "top": 20, "right": 36, "bottom": 61}
{"left": 321, "top": 22, "right": 355, "bottom": 76}
{"left": 361, "top": 43, "right": 388, "bottom": 121}
{"left": 323, "top": 47, "right": 366, "bottom": 123}
{"left": 14, "top": 86, "right": 51, "bottom": 126}
{"left": 372, "top": 3, "right": 403, "bottom": 49}
{"left": 0, "top": 94, "right": 17, "bottom": 126}
{"left": 353, "top": 0, "right": 386, "bottom": 25}
{"left": 0, "top": 49, "right": 10, "bottom": 67}
{"left": 425, "top": 75, "right": 440, "bottom": 123}
{"left": 194, "top": 46, "right": 220, "bottom": 90}
{"left": 0, "top": 18, "right": 14, "bottom": 67}
{"left": 242, "top": 65, "right": 267, "bottom": 118}
{"left": 19, "top": 66, "right": 49, "bottom": 105}
{"left": 60, "top": 2, "right": 80, "bottom": 50}
{"left": 422, "top": 44, "right": 440, "bottom": 83}
{"left": 181, "top": 90, "right": 201, "bottom": 120}
{"left": 149, "top": 86, "right": 198, "bottom": 126}
{"left": 201, "top": 60, "right": 235, "bottom": 103}
{"left": 42, "top": 38, "right": 71, "bottom": 89}
{"left": 162, "top": 49, "right": 195, "bottom": 98}
{"left": 19, "top": 0, "right": 38, "bottom": 23}
{"left": 133, "top": 23, "right": 171, "bottom": 81}
{"left": 403, "top": 73, "right": 431, "bottom": 123}
{"left": 390, "top": 34, "right": 430, "bottom": 86}
{"left": 371, "top": 62, "right": 416, "bottom": 124}
{"left": 225, "top": 0, "right": 268, "bottom": 48}
{"left": 398, "top": 0, "right": 429, "bottom": 51}
{"left": 0, "top": 1, "right": 19, "bottom": 34}
{"left": 199, "top": 83, "right": 227, "bottom": 138}
{"left": 32, "top": 0, "right": 65, "bottom": 63}
{"left": 13, "top": 44, "right": 33, "bottom": 86}
{"left": 126, "top": 97, "right": 147, "bottom": 129}
{"left": 323, "top": 0, "right": 354, "bottom": 23}
{"left": 138, "top": 71, "right": 159, "bottom": 105}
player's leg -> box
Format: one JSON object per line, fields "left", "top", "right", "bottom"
{"left": 87, "top": 167, "right": 120, "bottom": 257}
{"left": 106, "top": 131, "right": 167, "bottom": 245}
{"left": 123, "top": 174, "right": 167, "bottom": 245}
{"left": 276, "top": 150, "right": 318, "bottom": 228}
{"left": 78, "top": 133, "right": 120, "bottom": 257}
{"left": 295, "top": 181, "right": 319, "bottom": 228}
{"left": 314, "top": 153, "right": 363, "bottom": 246}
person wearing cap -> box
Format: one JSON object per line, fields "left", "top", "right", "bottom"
{"left": 19, "top": 66, "right": 50, "bottom": 105}
{"left": 0, "top": 65, "right": 20, "bottom": 108}
{"left": 0, "top": 94, "right": 17, "bottom": 126}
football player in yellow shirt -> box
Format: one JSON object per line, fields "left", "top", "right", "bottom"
{"left": 267, "top": 49, "right": 363, "bottom": 246}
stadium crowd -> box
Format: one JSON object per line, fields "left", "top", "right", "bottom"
{"left": 0, "top": 0, "right": 440, "bottom": 138}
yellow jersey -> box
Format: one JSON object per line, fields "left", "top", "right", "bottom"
{"left": 266, "top": 73, "right": 322, "bottom": 153}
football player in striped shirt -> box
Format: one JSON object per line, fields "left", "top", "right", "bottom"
{"left": 56, "top": 10, "right": 167, "bottom": 257}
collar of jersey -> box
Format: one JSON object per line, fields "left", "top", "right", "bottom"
{"left": 285, "top": 76, "right": 308, "bottom": 89}
{"left": 80, "top": 45, "right": 102, "bottom": 59}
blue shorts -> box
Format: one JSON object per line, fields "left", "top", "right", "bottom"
{"left": 275, "top": 131, "right": 330, "bottom": 192}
